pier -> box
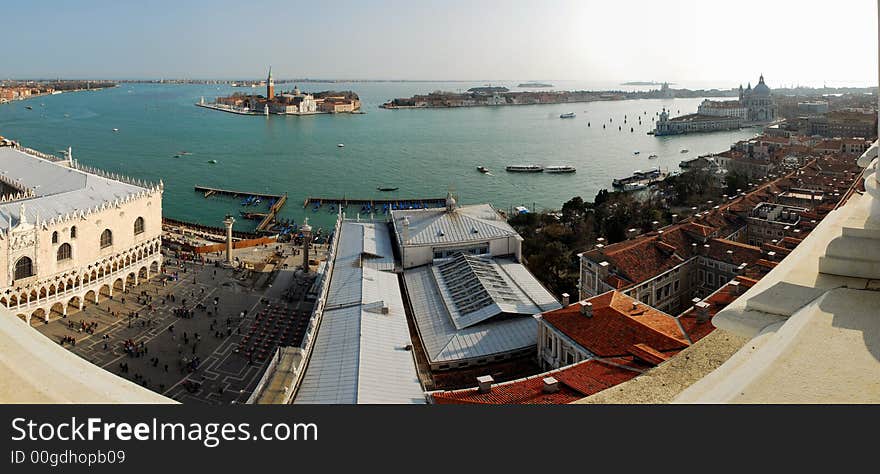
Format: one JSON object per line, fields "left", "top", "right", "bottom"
{"left": 194, "top": 185, "right": 288, "bottom": 233}
{"left": 303, "top": 196, "right": 447, "bottom": 211}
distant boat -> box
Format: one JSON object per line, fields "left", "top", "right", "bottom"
{"left": 680, "top": 149, "right": 689, "bottom": 153}
{"left": 477, "top": 166, "right": 490, "bottom": 173}
{"left": 25, "top": 106, "right": 33, "bottom": 110}
{"left": 207, "top": 159, "right": 218, "bottom": 164}
{"left": 559, "top": 112, "right": 576, "bottom": 119}
{"left": 337, "top": 143, "right": 345, "bottom": 148}
{"left": 377, "top": 186, "right": 399, "bottom": 192}
{"left": 112, "top": 128, "right": 119, "bottom": 132}
{"left": 633, "top": 151, "right": 640, "bottom": 155}
{"left": 648, "top": 154, "right": 659, "bottom": 159}
{"left": 544, "top": 165, "right": 576, "bottom": 173}
{"left": 506, "top": 165, "right": 543, "bottom": 172}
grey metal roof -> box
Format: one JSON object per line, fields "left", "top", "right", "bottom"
{"left": 391, "top": 203, "right": 520, "bottom": 247}
{"left": 295, "top": 221, "right": 424, "bottom": 404}
{"left": 0, "top": 147, "right": 145, "bottom": 230}
{"left": 403, "top": 257, "right": 561, "bottom": 364}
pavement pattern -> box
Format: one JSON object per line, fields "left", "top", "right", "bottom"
{"left": 37, "top": 243, "right": 321, "bottom": 404}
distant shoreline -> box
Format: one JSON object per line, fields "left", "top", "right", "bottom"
{"left": 0, "top": 85, "right": 116, "bottom": 106}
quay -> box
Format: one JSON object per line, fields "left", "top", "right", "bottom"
{"left": 303, "top": 196, "right": 447, "bottom": 211}
{"left": 194, "top": 185, "right": 288, "bottom": 233}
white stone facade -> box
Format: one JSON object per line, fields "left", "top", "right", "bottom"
{"left": 0, "top": 148, "right": 163, "bottom": 324}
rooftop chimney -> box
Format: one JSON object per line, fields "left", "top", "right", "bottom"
{"left": 728, "top": 280, "right": 742, "bottom": 295}
{"left": 542, "top": 377, "right": 560, "bottom": 393}
{"left": 476, "top": 375, "right": 494, "bottom": 393}
{"left": 579, "top": 301, "right": 593, "bottom": 318}
{"left": 561, "top": 293, "right": 570, "bottom": 306}
{"left": 695, "top": 301, "right": 711, "bottom": 323}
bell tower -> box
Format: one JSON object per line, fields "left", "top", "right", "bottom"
{"left": 267, "top": 66, "right": 275, "bottom": 99}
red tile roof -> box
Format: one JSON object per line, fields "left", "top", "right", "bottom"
{"left": 677, "top": 277, "right": 756, "bottom": 343}
{"left": 705, "top": 238, "right": 763, "bottom": 266}
{"left": 541, "top": 291, "right": 689, "bottom": 359}
{"left": 429, "top": 359, "right": 642, "bottom": 404}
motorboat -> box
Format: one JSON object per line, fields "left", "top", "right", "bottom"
{"left": 337, "top": 143, "right": 345, "bottom": 148}
{"left": 477, "top": 166, "right": 490, "bottom": 173}
{"left": 648, "top": 154, "right": 658, "bottom": 159}
{"left": 544, "top": 165, "right": 576, "bottom": 173}
{"left": 207, "top": 159, "right": 217, "bottom": 164}
{"left": 633, "top": 150, "right": 640, "bottom": 155}
{"left": 559, "top": 112, "right": 576, "bottom": 119}
{"left": 506, "top": 165, "right": 544, "bottom": 172}
{"left": 623, "top": 182, "right": 648, "bottom": 191}
{"left": 112, "top": 128, "right": 119, "bottom": 132}
{"left": 377, "top": 186, "right": 399, "bottom": 191}
{"left": 680, "top": 149, "right": 689, "bottom": 153}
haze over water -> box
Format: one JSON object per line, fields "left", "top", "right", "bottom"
{"left": 0, "top": 81, "right": 758, "bottom": 230}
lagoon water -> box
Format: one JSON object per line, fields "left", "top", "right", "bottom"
{"left": 0, "top": 81, "right": 757, "bottom": 230}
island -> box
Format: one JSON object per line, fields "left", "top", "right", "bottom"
{"left": 621, "top": 81, "right": 676, "bottom": 86}
{"left": 518, "top": 82, "right": 554, "bottom": 88}
{"left": 380, "top": 85, "right": 737, "bottom": 109}
{"left": 196, "top": 68, "right": 362, "bottom": 116}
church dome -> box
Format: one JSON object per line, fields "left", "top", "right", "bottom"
{"left": 752, "top": 75, "right": 771, "bottom": 96}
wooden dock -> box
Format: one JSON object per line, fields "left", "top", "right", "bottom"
{"left": 303, "top": 196, "right": 447, "bottom": 210}
{"left": 195, "top": 185, "right": 288, "bottom": 234}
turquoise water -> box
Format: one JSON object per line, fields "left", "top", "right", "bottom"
{"left": 0, "top": 82, "right": 758, "bottom": 230}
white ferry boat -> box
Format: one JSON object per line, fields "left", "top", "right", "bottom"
{"left": 544, "top": 165, "right": 576, "bottom": 173}
{"left": 506, "top": 165, "right": 544, "bottom": 173}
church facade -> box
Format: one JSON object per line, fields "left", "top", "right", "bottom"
{"left": 699, "top": 75, "right": 778, "bottom": 124}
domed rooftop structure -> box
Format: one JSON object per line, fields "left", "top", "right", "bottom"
{"left": 752, "top": 74, "right": 771, "bottom": 96}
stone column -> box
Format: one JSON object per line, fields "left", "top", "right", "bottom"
{"left": 223, "top": 215, "right": 235, "bottom": 265}
{"left": 301, "top": 218, "right": 313, "bottom": 274}
{"left": 817, "top": 19, "right": 880, "bottom": 280}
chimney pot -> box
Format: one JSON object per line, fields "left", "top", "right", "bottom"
{"left": 579, "top": 301, "right": 593, "bottom": 318}
{"left": 476, "top": 375, "right": 494, "bottom": 393}
{"left": 542, "top": 377, "right": 560, "bottom": 393}
{"left": 695, "top": 301, "right": 711, "bottom": 322}
{"left": 561, "top": 293, "right": 570, "bottom": 306}
{"left": 729, "top": 280, "right": 742, "bottom": 295}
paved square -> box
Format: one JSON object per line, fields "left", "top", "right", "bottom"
{"left": 37, "top": 242, "right": 322, "bottom": 404}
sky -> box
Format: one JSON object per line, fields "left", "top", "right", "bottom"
{"left": 1, "top": 0, "right": 877, "bottom": 86}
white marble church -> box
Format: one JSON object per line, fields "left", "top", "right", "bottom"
{"left": 0, "top": 142, "right": 162, "bottom": 325}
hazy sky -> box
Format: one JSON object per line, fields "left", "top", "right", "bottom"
{"left": 2, "top": 0, "right": 877, "bottom": 85}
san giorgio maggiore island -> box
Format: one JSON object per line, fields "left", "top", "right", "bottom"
{"left": 196, "top": 67, "right": 361, "bottom": 116}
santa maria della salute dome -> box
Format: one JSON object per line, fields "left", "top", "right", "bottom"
{"left": 739, "top": 74, "right": 777, "bottom": 122}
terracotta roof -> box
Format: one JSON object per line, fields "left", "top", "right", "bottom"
{"left": 705, "top": 238, "right": 763, "bottom": 266}
{"left": 541, "top": 291, "right": 689, "bottom": 359}
{"left": 429, "top": 359, "right": 642, "bottom": 404}
{"left": 683, "top": 222, "right": 715, "bottom": 238}
{"left": 677, "top": 278, "right": 755, "bottom": 343}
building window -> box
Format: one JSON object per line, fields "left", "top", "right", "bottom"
{"left": 57, "top": 243, "right": 72, "bottom": 261}
{"left": 51, "top": 231, "right": 58, "bottom": 244}
{"left": 134, "top": 217, "right": 145, "bottom": 235}
{"left": 70, "top": 226, "right": 77, "bottom": 239}
{"left": 14, "top": 257, "right": 33, "bottom": 280}
{"left": 100, "top": 229, "right": 113, "bottom": 249}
